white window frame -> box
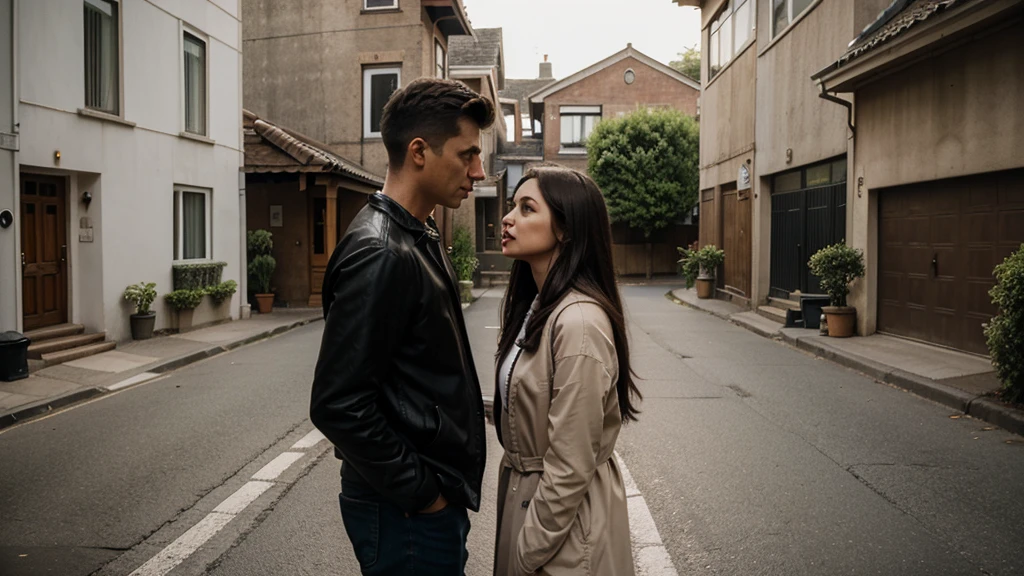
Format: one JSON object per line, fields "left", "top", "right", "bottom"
{"left": 173, "top": 186, "right": 213, "bottom": 262}
{"left": 364, "top": 0, "right": 399, "bottom": 10}
{"left": 435, "top": 40, "right": 446, "bottom": 79}
{"left": 83, "top": 0, "right": 123, "bottom": 116}
{"left": 559, "top": 105, "right": 601, "bottom": 151}
{"left": 180, "top": 25, "right": 210, "bottom": 136}
{"left": 363, "top": 67, "right": 401, "bottom": 139}
{"left": 708, "top": 0, "right": 756, "bottom": 81}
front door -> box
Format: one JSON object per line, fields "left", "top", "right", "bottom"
{"left": 308, "top": 182, "right": 337, "bottom": 308}
{"left": 21, "top": 174, "right": 69, "bottom": 331}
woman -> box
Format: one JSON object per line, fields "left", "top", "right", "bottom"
{"left": 493, "top": 166, "right": 641, "bottom": 576}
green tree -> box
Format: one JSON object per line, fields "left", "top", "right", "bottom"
{"left": 587, "top": 108, "right": 700, "bottom": 278}
{"left": 669, "top": 47, "right": 701, "bottom": 82}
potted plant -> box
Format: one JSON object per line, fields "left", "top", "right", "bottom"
{"left": 247, "top": 230, "right": 276, "bottom": 314}
{"left": 450, "top": 226, "right": 478, "bottom": 304}
{"left": 123, "top": 282, "right": 158, "bottom": 340}
{"left": 165, "top": 289, "right": 204, "bottom": 332}
{"left": 691, "top": 245, "right": 725, "bottom": 299}
{"left": 808, "top": 242, "right": 866, "bottom": 338}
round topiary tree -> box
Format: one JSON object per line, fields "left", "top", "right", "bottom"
{"left": 587, "top": 107, "right": 699, "bottom": 279}
{"left": 985, "top": 244, "right": 1024, "bottom": 403}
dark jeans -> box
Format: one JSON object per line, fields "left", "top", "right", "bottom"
{"left": 340, "top": 475, "right": 470, "bottom": 575}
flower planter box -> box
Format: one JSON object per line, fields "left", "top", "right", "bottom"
{"left": 173, "top": 296, "right": 232, "bottom": 332}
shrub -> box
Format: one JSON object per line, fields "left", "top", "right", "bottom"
{"left": 450, "top": 226, "right": 479, "bottom": 282}
{"left": 164, "top": 289, "right": 204, "bottom": 311}
{"left": 807, "top": 242, "right": 865, "bottom": 307}
{"left": 172, "top": 262, "right": 226, "bottom": 291}
{"left": 695, "top": 244, "right": 725, "bottom": 275}
{"left": 123, "top": 282, "right": 157, "bottom": 315}
{"left": 249, "top": 254, "right": 276, "bottom": 294}
{"left": 206, "top": 280, "right": 238, "bottom": 304}
{"left": 985, "top": 244, "right": 1024, "bottom": 403}
{"left": 247, "top": 229, "right": 273, "bottom": 257}
{"left": 677, "top": 246, "right": 700, "bottom": 288}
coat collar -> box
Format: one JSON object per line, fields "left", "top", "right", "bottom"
{"left": 368, "top": 192, "right": 440, "bottom": 243}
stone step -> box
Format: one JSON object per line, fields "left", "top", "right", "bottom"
{"left": 23, "top": 323, "right": 85, "bottom": 343}
{"left": 28, "top": 332, "right": 107, "bottom": 359}
{"left": 480, "top": 270, "right": 510, "bottom": 287}
{"left": 768, "top": 297, "right": 801, "bottom": 311}
{"left": 40, "top": 341, "right": 117, "bottom": 367}
{"left": 756, "top": 305, "right": 788, "bottom": 325}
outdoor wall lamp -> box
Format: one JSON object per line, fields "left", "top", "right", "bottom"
{"left": 0, "top": 209, "right": 12, "bottom": 229}
{"left": 54, "top": 150, "right": 61, "bottom": 164}
{"left": 81, "top": 191, "right": 93, "bottom": 206}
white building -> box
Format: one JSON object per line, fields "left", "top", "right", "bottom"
{"left": 0, "top": 0, "right": 244, "bottom": 346}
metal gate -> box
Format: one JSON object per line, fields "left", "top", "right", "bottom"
{"left": 770, "top": 182, "right": 846, "bottom": 298}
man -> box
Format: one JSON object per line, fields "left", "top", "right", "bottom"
{"left": 310, "top": 78, "right": 494, "bottom": 575}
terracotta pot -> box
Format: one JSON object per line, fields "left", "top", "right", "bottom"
{"left": 130, "top": 312, "right": 156, "bottom": 340}
{"left": 255, "top": 293, "right": 274, "bottom": 314}
{"left": 696, "top": 277, "right": 715, "bottom": 299}
{"left": 823, "top": 306, "right": 856, "bottom": 338}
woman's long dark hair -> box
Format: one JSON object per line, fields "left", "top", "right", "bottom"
{"left": 496, "top": 167, "right": 641, "bottom": 423}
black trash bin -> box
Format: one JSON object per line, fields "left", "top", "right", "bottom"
{"left": 0, "top": 331, "right": 31, "bottom": 382}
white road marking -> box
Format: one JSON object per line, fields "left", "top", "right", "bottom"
{"left": 106, "top": 372, "right": 160, "bottom": 391}
{"left": 252, "top": 451, "right": 304, "bottom": 481}
{"left": 128, "top": 512, "right": 234, "bottom": 576}
{"left": 291, "top": 428, "right": 326, "bottom": 449}
{"left": 617, "top": 452, "right": 679, "bottom": 576}
{"left": 213, "top": 481, "right": 273, "bottom": 515}
{"left": 127, "top": 429, "right": 326, "bottom": 575}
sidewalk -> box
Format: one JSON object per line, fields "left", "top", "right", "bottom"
{"left": 668, "top": 287, "right": 1024, "bottom": 436}
{"left": 0, "top": 309, "right": 322, "bottom": 430}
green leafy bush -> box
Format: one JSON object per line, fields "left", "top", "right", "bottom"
{"left": 249, "top": 255, "right": 276, "bottom": 294}
{"left": 172, "top": 262, "right": 226, "bottom": 291}
{"left": 807, "top": 242, "right": 865, "bottom": 307}
{"left": 985, "top": 244, "right": 1024, "bottom": 403}
{"left": 677, "top": 244, "right": 726, "bottom": 288}
{"left": 247, "top": 229, "right": 273, "bottom": 257}
{"left": 123, "top": 282, "right": 157, "bottom": 315}
{"left": 164, "top": 289, "right": 204, "bottom": 311}
{"left": 450, "top": 226, "right": 478, "bottom": 282}
{"left": 206, "top": 280, "right": 238, "bottom": 304}
{"left": 677, "top": 246, "right": 700, "bottom": 288}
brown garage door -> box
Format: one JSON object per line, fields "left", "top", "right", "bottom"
{"left": 878, "top": 169, "right": 1024, "bottom": 355}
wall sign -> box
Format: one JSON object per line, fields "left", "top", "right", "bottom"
{"left": 270, "top": 205, "right": 283, "bottom": 227}
{"left": 738, "top": 165, "right": 751, "bottom": 191}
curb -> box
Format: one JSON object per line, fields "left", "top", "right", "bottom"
{"left": 0, "top": 387, "right": 105, "bottom": 431}
{"left": 664, "top": 291, "right": 732, "bottom": 321}
{"left": 0, "top": 317, "right": 323, "bottom": 432}
{"left": 666, "top": 292, "right": 1024, "bottom": 437}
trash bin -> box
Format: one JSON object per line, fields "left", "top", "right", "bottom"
{"left": 0, "top": 331, "right": 31, "bottom": 382}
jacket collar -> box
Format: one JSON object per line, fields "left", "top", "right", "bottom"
{"left": 368, "top": 192, "right": 440, "bottom": 243}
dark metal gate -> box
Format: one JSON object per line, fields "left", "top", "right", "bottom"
{"left": 770, "top": 183, "right": 846, "bottom": 298}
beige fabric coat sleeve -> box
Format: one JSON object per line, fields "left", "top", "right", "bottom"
{"left": 515, "top": 302, "right": 617, "bottom": 573}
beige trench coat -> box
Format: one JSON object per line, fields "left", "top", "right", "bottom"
{"left": 493, "top": 291, "right": 635, "bottom": 576}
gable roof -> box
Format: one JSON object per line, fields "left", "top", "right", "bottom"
{"left": 528, "top": 44, "right": 699, "bottom": 103}
{"left": 449, "top": 28, "right": 502, "bottom": 68}
{"left": 500, "top": 78, "right": 557, "bottom": 110}
{"left": 242, "top": 110, "right": 384, "bottom": 187}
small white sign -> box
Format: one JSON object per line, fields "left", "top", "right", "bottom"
{"left": 270, "top": 205, "right": 283, "bottom": 227}
{"left": 0, "top": 132, "right": 18, "bottom": 152}
{"left": 738, "top": 165, "right": 751, "bottom": 191}
{"left": 79, "top": 228, "right": 94, "bottom": 242}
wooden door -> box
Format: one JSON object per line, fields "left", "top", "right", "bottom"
{"left": 720, "top": 184, "right": 752, "bottom": 297}
{"left": 308, "top": 182, "right": 337, "bottom": 308}
{"left": 21, "top": 174, "right": 68, "bottom": 331}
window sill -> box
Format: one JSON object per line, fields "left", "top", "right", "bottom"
{"left": 179, "top": 131, "right": 216, "bottom": 145}
{"left": 557, "top": 148, "right": 588, "bottom": 156}
{"left": 77, "top": 108, "right": 136, "bottom": 128}
{"left": 758, "top": 0, "right": 824, "bottom": 58}
{"left": 361, "top": 8, "right": 401, "bottom": 15}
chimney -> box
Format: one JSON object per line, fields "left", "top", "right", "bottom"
{"left": 539, "top": 54, "right": 553, "bottom": 79}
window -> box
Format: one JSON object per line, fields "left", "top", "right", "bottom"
{"left": 559, "top": 106, "right": 601, "bottom": 149}
{"left": 709, "top": 0, "right": 755, "bottom": 80}
{"left": 183, "top": 32, "right": 207, "bottom": 135}
{"left": 435, "top": 40, "right": 446, "bottom": 78}
{"left": 174, "top": 187, "right": 211, "bottom": 261}
{"left": 84, "top": 0, "right": 119, "bottom": 114}
{"left": 364, "top": 0, "right": 398, "bottom": 9}
{"left": 363, "top": 67, "right": 400, "bottom": 138}
{"left": 773, "top": 0, "right": 814, "bottom": 38}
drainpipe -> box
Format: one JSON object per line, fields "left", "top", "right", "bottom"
{"left": 10, "top": 0, "right": 21, "bottom": 332}
{"left": 817, "top": 80, "right": 854, "bottom": 136}
{"left": 238, "top": 170, "right": 250, "bottom": 319}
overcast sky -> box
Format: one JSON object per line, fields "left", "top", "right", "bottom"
{"left": 461, "top": 0, "right": 703, "bottom": 80}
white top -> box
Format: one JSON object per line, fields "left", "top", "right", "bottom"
{"left": 498, "top": 297, "right": 539, "bottom": 410}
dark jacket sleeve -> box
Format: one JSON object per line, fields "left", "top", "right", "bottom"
{"left": 310, "top": 242, "right": 441, "bottom": 514}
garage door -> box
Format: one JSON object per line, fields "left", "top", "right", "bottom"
{"left": 878, "top": 169, "right": 1024, "bottom": 355}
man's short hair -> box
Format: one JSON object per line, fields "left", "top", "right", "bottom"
{"left": 380, "top": 78, "right": 496, "bottom": 169}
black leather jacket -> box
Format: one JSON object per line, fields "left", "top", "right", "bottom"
{"left": 310, "top": 192, "right": 486, "bottom": 514}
